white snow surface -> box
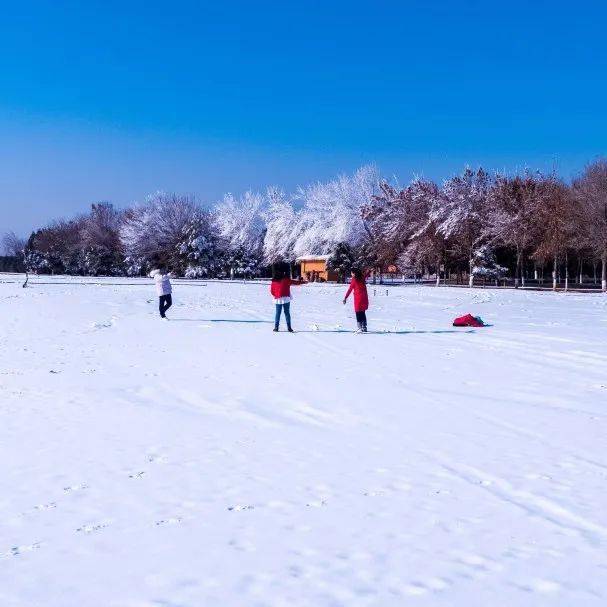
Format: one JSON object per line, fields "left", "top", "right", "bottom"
{"left": 1, "top": 277, "right": 607, "bottom": 607}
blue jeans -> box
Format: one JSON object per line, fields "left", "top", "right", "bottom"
{"left": 274, "top": 302, "right": 291, "bottom": 329}
{"left": 159, "top": 294, "right": 172, "bottom": 317}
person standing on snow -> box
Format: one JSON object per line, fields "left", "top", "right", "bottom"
{"left": 270, "top": 265, "right": 306, "bottom": 332}
{"left": 149, "top": 268, "right": 173, "bottom": 319}
{"left": 343, "top": 268, "right": 369, "bottom": 332}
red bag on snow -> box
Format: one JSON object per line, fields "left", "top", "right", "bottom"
{"left": 453, "top": 313, "right": 485, "bottom": 327}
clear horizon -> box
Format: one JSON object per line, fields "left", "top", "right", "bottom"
{"left": 2, "top": 0, "right": 606, "bottom": 237}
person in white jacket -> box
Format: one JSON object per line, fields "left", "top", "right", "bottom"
{"left": 149, "top": 268, "right": 173, "bottom": 319}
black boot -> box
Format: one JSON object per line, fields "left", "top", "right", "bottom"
{"left": 273, "top": 326, "right": 279, "bottom": 332}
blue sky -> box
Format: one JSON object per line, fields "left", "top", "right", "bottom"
{"left": 1, "top": 0, "right": 606, "bottom": 236}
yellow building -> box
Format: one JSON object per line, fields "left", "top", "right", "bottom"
{"left": 297, "top": 255, "right": 338, "bottom": 282}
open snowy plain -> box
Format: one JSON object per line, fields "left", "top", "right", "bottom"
{"left": 1, "top": 276, "right": 606, "bottom": 607}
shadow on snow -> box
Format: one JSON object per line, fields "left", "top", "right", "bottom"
{"left": 171, "top": 318, "right": 273, "bottom": 325}
{"left": 295, "top": 329, "right": 477, "bottom": 335}
{"left": 170, "top": 319, "right": 478, "bottom": 335}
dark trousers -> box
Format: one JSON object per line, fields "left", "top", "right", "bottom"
{"left": 159, "top": 294, "right": 172, "bottom": 317}
{"left": 275, "top": 302, "right": 291, "bottom": 329}
{"left": 355, "top": 310, "right": 367, "bottom": 330}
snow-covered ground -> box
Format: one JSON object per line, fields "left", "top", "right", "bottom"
{"left": 1, "top": 277, "right": 606, "bottom": 607}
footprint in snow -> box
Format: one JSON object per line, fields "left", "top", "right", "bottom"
{"left": 457, "top": 553, "right": 503, "bottom": 573}
{"left": 228, "top": 505, "right": 255, "bottom": 512}
{"left": 147, "top": 453, "right": 169, "bottom": 464}
{"left": 23, "top": 502, "right": 57, "bottom": 515}
{"left": 76, "top": 522, "right": 109, "bottom": 534}
{"left": 64, "top": 483, "right": 89, "bottom": 493}
{"left": 518, "top": 578, "right": 562, "bottom": 595}
{"left": 403, "top": 577, "right": 452, "bottom": 596}
{"left": 363, "top": 490, "right": 387, "bottom": 497}
{"left": 524, "top": 473, "right": 552, "bottom": 481}
{"left": 404, "top": 583, "right": 428, "bottom": 596}
{"left": 306, "top": 500, "right": 327, "bottom": 508}
{"left": 91, "top": 317, "right": 116, "bottom": 330}
{"left": 2, "top": 542, "right": 42, "bottom": 558}
{"left": 228, "top": 538, "right": 256, "bottom": 552}
{"left": 155, "top": 517, "right": 182, "bottom": 526}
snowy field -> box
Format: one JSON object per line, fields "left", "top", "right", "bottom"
{"left": 1, "top": 277, "right": 607, "bottom": 607}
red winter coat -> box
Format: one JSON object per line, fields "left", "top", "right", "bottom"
{"left": 344, "top": 278, "right": 369, "bottom": 312}
{"left": 270, "top": 277, "right": 304, "bottom": 299}
{"left": 453, "top": 313, "right": 484, "bottom": 327}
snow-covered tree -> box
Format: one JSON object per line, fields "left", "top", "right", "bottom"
{"left": 177, "top": 211, "right": 219, "bottom": 278}
{"left": 532, "top": 176, "right": 579, "bottom": 290}
{"left": 487, "top": 173, "right": 543, "bottom": 287}
{"left": 2, "top": 231, "right": 26, "bottom": 257}
{"left": 23, "top": 249, "right": 47, "bottom": 273}
{"left": 1, "top": 231, "right": 27, "bottom": 279}
{"left": 80, "top": 203, "right": 123, "bottom": 276}
{"left": 362, "top": 180, "right": 408, "bottom": 269}
{"left": 262, "top": 187, "right": 300, "bottom": 264}
{"left": 573, "top": 159, "right": 607, "bottom": 291}
{"left": 14, "top": 157, "right": 607, "bottom": 290}
{"left": 120, "top": 192, "right": 200, "bottom": 275}
{"left": 471, "top": 244, "right": 508, "bottom": 280}
{"left": 294, "top": 165, "right": 380, "bottom": 259}
{"left": 327, "top": 242, "right": 356, "bottom": 282}
{"left": 214, "top": 190, "right": 266, "bottom": 277}
{"left": 437, "top": 167, "right": 492, "bottom": 287}
{"left": 402, "top": 179, "right": 448, "bottom": 285}
{"left": 25, "top": 218, "right": 85, "bottom": 275}
{"left": 367, "top": 178, "right": 448, "bottom": 284}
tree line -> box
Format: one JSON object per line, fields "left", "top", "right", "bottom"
{"left": 2, "top": 159, "right": 607, "bottom": 290}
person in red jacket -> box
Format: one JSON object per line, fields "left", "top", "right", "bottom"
{"left": 343, "top": 268, "right": 369, "bottom": 332}
{"left": 270, "top": 265, "right": 306, "bottom": 332}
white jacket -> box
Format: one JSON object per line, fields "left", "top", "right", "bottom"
{"left": 149, "top": 270, "right": 172, "bottom": 296}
